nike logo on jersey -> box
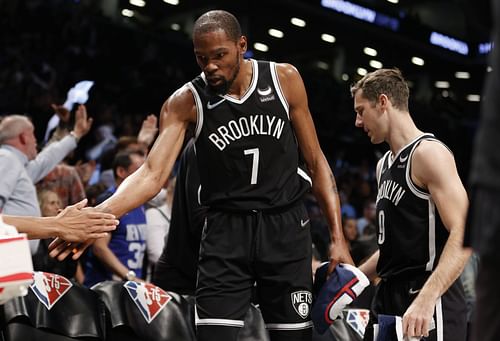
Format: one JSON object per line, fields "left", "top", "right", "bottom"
{"left": 207, "top": 98, "right": 225, "bottom": 110}
{"left": 300, "top": 219, "right": 310, "bottom": 227}
{"left": 399, "top": 154, "right": 409, "bottom": 163}
{"left": 408, "top": 288, "right": 420, "bottom": 295}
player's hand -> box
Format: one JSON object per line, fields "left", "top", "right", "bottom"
{"left": 402, "top": 292, "right": 436, "bottom": 338}
{"left": 327, "top": 238, "right": 354, "bottom": 275}
{"left": 48, "top": 238, "right": 94, "bottom": 261}
{"left": 54, "top": 199, "right": 118, "bottom": 242}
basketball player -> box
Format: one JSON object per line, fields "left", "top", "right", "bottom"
{"left": 352, "top": 69, "right": 471, "bottom": 340}
{"left": 50, "top": 9, "right": 352, "bottom": 341}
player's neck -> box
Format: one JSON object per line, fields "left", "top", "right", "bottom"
{"left": 387, "top": 113, "right": 423, "bottom": 156}
{"left": 226, "top": 59, "right": 253, "bottom": 99}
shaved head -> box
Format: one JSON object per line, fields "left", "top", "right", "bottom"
{"left": 0, "top": 115, "right": 33, "bottom": 144}
{"left": 193, "top": 10, "right": 242, "bottom": 42}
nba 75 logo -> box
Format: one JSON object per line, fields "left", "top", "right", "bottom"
{"left": 30, "top": 272, "right": 73, "bottom": 310}
{"left": 124, "top": 281, "right": 172, "bottom": 323}
{"left": 291, "top": 290, "right": 312, "bottom": 319}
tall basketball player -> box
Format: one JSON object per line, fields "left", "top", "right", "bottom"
{"left": 353, "top": 68, "right": 471, "bottom": 340}
{"left": 50, "top": 9, "right": 352, "bottom": 341}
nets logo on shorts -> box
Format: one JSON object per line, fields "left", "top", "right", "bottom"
{"left": 291, "top": 290, "right": 312, "bottom": 319}
{"left": 30, "top": 272, "right": 73, "bottom": 310}
{"left": 124, "top": 281, "right": 172, "bottom": 323}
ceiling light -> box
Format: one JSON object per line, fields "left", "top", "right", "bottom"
{"left": 290, "top": 17, "right": 306, "bottom": 27}
{"left": 466, "top": 94, "right": 480, "bottom": 102}
{"left": 411, "top": 57, "right": 425, "bottom": 66}
{"left": 254, "top": 42, "right": 269, "bottom": 52}
{"left": 321, "top": 33, "right": 336, "bottom": 43}
{"left": 268, "top": 29, "right": 284, "bottom": 38}
{"left": 441, "top": 90, "right": 449, "bottom": 98}
{"left": 455, "top": 71, "right": 470, "bottom": 79}
{"left": 357, "top": 67, "right": 368, "bottom": 76}
{"left": 316, "top": 61, "right": 329, "bottom": 70}
{"left": 363, "top": 47, "right": 377, "bottom": 57}
{"left": 435, "top": 81, "right": 450, "bottom": 89}
{"left": 487, "top": 66, "right": 493, "bottom": 72}
{"left": 129, "top": 0, "right": 145, "bottom": 7}
{"left": 341, "top": 73, "right": 349, "bottom": 81}
{"left": 170, "top": 23, "right": 180, "bottom": 31}
{"left": 163, "top": 0, "right": 179, "bottom": 5}
{"left": 121, "top": 9, "right": 134, "bottom": 17}
{"left": 369, "top": 60, "right": 383, "bottom": 69}
{"left": 387, "top": 0, "right": 399, "bottom": 3}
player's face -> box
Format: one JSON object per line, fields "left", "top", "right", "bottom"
{"left": 353, "top": 90, "right": 385, "bottom": 144}
{"left": 193, "top": 29, "right": 245, "bottom": 95}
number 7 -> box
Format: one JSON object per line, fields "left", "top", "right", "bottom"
{"left": 244, "top": 148, "right": 259, "bottom": 185}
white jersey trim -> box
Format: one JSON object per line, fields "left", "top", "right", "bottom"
{"left": 297, "top": 167, "right": 312, "bottom": 186}
{"left": 425, "top": 199, "right": 437, "bottom": 271}
{"left": 186, "top": 82, "right": 204, "bottom": 142}
{"left": 265, "top": 321, "right": 313, "bottom": 330}
{"left": 223, "top": 59, "right": 258, "bottom": 105}
{"left": 270, "top": 62, "right": 290, "bottom": 119}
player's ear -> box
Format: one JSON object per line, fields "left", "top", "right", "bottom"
{"left": 239, "top": 36, "right": 247, "bottom": 53}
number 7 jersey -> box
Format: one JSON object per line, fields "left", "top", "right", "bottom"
{"left": 188, "top": 59, "right": 311, "bottom": 211}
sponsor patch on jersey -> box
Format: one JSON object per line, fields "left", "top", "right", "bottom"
{"left": 345, "top": 309, "right": 370, "bottom": 337}
{"left": 291, "top": 290, "right": 312, "bottom": 319}
{"left": 30, "top": 272, "right": 73, "bottom": 310}
{"left": 124, "top": 281, "right": 172, "bottom": 323}
{"left": 257, "top": 85, "right": 275, "bottom": 102}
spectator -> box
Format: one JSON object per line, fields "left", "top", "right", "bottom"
{"left": 83, "top": 150, "right": 147, "bottom": 287}
{"left": 0, "top": 105, "right": 91, "bottom": 253}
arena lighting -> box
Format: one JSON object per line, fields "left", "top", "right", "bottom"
{"left": 162, "top": 0, "right": 179, "bottom": 5}
{"left": 290, "top": 17, "right": 306, "bottom": 27}
{"left": 357, "top": 67, "right": 368, "bottom": 76}
{"left": 429, "top": 32, "right": 469, "bottom": 56}
{"left": 321, "top": 0, "right": 399, "bottom": 31}
{"left": 268, "top": 29, "right": 284, "bottom": 38}
{"left": 121, "top": 9, "right": 134, "bottom": 17}
{"left": 316, "top": 61, "right": 330, "bottom": 70}
{"left": 386, "top": 0, "right": 398, "bottom": 3}
{"left": 455, "top": 71, "right": 470, "bottom": 79}
{"left": 487, "top": 66, "right": 493, "bottom": 72}
{"left": 363, "top": 47, "right": 377, "bottom": 57}
{"left": 341, "top": 73, "right": 349, "bottom": 81}
{"left": 321, "top": 33, "right": 336, "bottom": 43}
{"left": 411, "top": 56, "right": 425, "bottom": 66}
{"left": 479, "top": 42, "right": 493, "bottom": 55}
{"left": 254, "top": 42, "right": 269, "bottom": 52}
{"left": 434, "top": 81, "right": 450, "bottom": 89}
{"left": 129, "top": 0, "right": 145, "bottom": 7}
{"left": 369, "top": 60, "right": 383, "bottom": 69}
{"left": 170, "top": 23, "right": 180, "bottom": 31}
{"left": 466, "top": 94, "right": 481, "bottom": 102}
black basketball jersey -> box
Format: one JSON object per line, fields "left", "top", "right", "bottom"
{"left": 375, "top": 134, "right": 449, "bottom": 279}
{"left": 188, "top": 59, "right": 311, "bottom": 210}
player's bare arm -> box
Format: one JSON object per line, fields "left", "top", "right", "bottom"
{"left": 402, "top": 140, "right": 471, "bottom": 337}
{"left": 49, "top": 86, "right": 197, "bottom": 261}
{"left": 276, "top": 62, "right": 353, "bottom": 266}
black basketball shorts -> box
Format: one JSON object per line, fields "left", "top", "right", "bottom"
{"left": 195, "top": 203, "right": 313, "bottom": 338}
{"left": 363, "top": 274, "right": 467, "bottom": 341}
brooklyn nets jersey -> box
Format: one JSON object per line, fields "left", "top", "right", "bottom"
{"left": 188, "top": 59, "right": 311, "bottom": 210}
{"left": 375, "top": 134, "right": 449, "bottom": 278}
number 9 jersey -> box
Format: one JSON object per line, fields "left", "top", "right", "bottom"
{"left": 188, "top": 59, "right": 311, "bottom": 211}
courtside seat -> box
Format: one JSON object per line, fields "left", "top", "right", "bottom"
{"left": 0, "top": 272, "right": 105, "bottom": 341}
{"left": 91, "top": 280, "right": 195, "bottom": 341}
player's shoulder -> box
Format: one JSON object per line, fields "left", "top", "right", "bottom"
{"left": 274, "top": 62, "right": 301, "bottom": 80}
{"left": 161, "top": 84, "right": 197, "bottom": 123}
{"left": 413, "top": 138, "right": 453, "bottom": 163}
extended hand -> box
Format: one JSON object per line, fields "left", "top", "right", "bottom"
{"left": 328, "top": 238, "right": 354, "bottom": 274}
{"left": 72, "top": 104, "right": 93, "bottom": 139}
